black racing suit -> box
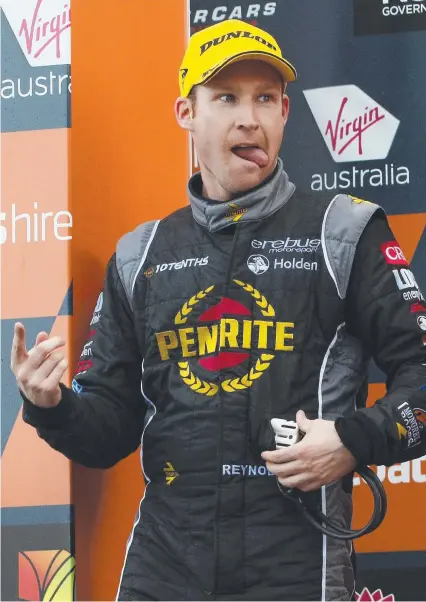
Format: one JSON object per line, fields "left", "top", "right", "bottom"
{"left": 22, "top": 160, "right": 426, "bottom": 601}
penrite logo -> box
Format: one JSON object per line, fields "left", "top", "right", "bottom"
{"left": 354, "top": 0, "right": 426, "bottom": 36}
{"left": 1, "top": 0, "right": 71, "bottom": 67}
{"left": 155, "top": 280, "right": 294, "bottom": 396}
{"left": 303, "top": 85, "right": 410, "bottom": 192}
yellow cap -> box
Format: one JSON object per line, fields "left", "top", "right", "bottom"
{"left": 179, "top": 20, "right": 297, "bottom": 98}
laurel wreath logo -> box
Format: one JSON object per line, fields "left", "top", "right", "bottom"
{"left": 175, "top": 280, "right": 276, "bottom": 396}
{"left": 175, "top": 286, "right": 215, "bottom": 325}
{"left": 233, "top": 280, "right": 275, "bottom": 317}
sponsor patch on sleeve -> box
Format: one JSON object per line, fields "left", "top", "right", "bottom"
{"left": 381, "top": 241, "right": 408, "bottom": 265}
{"left": 72, "top": 379, "right": 84, "bottom": 394}
{"left": 397, "top": 401, "right": 423, "bottom": 450}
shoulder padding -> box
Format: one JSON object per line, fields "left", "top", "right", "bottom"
{"left": 322, "top": 194, "right": 383, "bottom": 299}
{"left": 115, "top": 219, "right": 161, "bottom": 307}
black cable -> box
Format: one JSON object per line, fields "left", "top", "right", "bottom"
{"left": 277, "top": 465, "right": 387, "bottom": 540}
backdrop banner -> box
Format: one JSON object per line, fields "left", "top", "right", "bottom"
{"left": 188, "top": 1, "right": 426, "bottom": 600}
{"left": 1, "top": 0, "right": 74, "bottom": 600}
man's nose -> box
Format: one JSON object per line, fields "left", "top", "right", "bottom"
{"left": 235, "top": 104, "right": 260, "bottom": 130}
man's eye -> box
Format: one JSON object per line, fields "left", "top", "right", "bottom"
{"left": 219, "top": 94, "right": 235, "bottom": 103}
{"left": 259, "top": 94, "right": 272, "bottom": 102}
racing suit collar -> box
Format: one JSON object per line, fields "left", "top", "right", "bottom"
{"left": 187, "top": 158, "right": 296, "bottom": 232}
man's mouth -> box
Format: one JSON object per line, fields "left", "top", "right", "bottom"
{"left": 231, "top": 145, "right": 269, "bottom": 168}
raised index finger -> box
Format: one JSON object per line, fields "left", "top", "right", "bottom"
{"left": 11, "top": 323, "right": 28, "bottom": 365}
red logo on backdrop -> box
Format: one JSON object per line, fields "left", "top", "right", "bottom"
{"left": 381, "top": 241, "right": 408, "bottom": 265}
{"left": 356, "top": 587, "right": 395, "bottom": 602}
{"left": 197, "top": 298, "right": 250, "bottom": 370}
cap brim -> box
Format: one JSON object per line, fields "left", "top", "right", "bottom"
{"left": 199, "top": 51, "right": 297, "bottom": 88}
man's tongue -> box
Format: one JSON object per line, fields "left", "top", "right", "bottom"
{"left": 232, "top": 146, "right": 268, "bottom": 168}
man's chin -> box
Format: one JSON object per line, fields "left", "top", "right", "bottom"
{"left": 229, "top": 164, "right": 271, "bottom": 194}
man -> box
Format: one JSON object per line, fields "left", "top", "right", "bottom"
{"left": 11, "top": 19, "right": 426, "bottom": 602}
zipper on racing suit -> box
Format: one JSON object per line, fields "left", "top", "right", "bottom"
{"left": 211, "top": 223, "right": 241, "bottom": 599}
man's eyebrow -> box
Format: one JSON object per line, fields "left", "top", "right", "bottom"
{"left": 254, "top": 81, "right": 282, "bottom": 90}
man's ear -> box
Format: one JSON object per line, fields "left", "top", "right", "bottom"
{"left": 175, "top": 97, "right": 194, "bottom": 131}
{"left": 282, "top": 94, "right": 290, "bottom": 126}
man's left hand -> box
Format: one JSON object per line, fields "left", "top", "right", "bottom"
{"left": 261, "top": 410, "right": 357, "bottom": 492}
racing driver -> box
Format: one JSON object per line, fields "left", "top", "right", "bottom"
{"left": 12, "top": 19, "right": 426, "bottom": 602}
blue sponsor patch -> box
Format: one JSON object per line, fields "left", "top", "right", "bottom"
{"left": 72, "top": 379, "right": 83, "bottom": 394}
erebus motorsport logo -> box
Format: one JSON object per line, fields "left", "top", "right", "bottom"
{"left": 155, "top": 280, "right": 294, "bottom": 396}
{"left": 303, "top": 85, "right": 410, "bottom": 192}
{"left": 354, "top": 0, "right": 426, "bottom": 35}
{"left": 252, "top": 237, "right": 321, "bottom": 254}
{"left": 1, "top": 0, "right": 71, "bottom": 66}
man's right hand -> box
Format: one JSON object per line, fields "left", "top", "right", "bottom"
{"left": 11, "top": 322, "right": 68, "bottom": 408}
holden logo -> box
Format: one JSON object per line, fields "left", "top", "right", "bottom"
{"left": 247, "top": 254, "right": 269, "bottom": 275}
{"left": 356, "top": 587, "right": 395, "bottom": 601}
{"left": 417, "top": 315, "right": 426, "bottom": 331}
{"left": 303, "top": 85, "right": 400, "bottom": 163}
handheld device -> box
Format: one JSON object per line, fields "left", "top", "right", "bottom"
{"left": 270, "top": 417, "right": 387, "bottom": 540}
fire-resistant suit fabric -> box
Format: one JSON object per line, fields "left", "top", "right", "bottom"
{"left": 22, "top": 160, "right": 426, "bottom": 601}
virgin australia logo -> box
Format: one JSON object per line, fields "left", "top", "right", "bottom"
{"left": 1, "top": 0, "right": 71, "bottom": 66}
{"left": 303, "top": 85, "right": 400, "bottom": 163}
